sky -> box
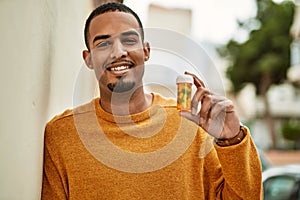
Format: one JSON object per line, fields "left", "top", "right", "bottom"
{"left": 124, "top": 0, "right": 258, "bottom": 44}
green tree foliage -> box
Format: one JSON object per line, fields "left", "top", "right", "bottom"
{"left": 218, "top": 0, "right": 295, "bottom": 148}
{"left": 220, "top": 0, "right": 295, "bottom": 95}
{"left": 281, "top": 119, "right": 300, "bottom": 149}
{"left": 282, "top": 119, "right": 300, "bottom": 141}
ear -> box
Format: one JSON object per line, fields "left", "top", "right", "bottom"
{"left": 82, "top": 50, "right": 93, "bottom": 69}
{"left": 143, "top": 42, "right": 150, "bottom": 61}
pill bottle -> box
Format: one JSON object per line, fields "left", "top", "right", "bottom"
{"left": 176, "top": 75, "right": 193, "bottom": 111}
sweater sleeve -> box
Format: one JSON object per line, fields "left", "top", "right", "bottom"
{"left": 41, "top": 123, "right": 68, "bottom": 200}
{"left": 215, "top": 126, "right": 263, "bottom": 199}
{"left": 204, "top": 126, "right": 263, "bottom": 199}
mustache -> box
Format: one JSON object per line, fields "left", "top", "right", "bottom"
{"left": 105, "top": 59, "right": 134, "bottom": 69}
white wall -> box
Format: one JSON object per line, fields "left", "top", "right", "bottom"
{"left": 147, "top": 4, "right": 192, "bottom": 35}
{"left": 0, "top": 0, "right": 94, "bottom": 199}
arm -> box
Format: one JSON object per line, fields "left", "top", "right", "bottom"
{"left": 215, "top": 127, "right": 263, "bottom": 199}
{"left": 41, "top": 124, "right": 68, "bottom": 200}
{"left": 180, "top": 72, "right": 263, "bottom": 199}
{"left": 201, "top": 127, "right": 262, "bottom": 199}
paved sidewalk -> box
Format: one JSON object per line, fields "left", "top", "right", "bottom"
{"left": 265, "top": 150, "right": 300, "bottom": 165}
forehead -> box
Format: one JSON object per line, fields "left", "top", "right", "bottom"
{"left": 89, "top": 11, "right": 141, "bottom": 39}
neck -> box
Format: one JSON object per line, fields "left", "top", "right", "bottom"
{"left": 99, "top": 87, "right": 153, "bottom": 116}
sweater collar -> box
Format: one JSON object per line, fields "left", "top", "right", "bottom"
{"left": 95, "top": 93, "right": 163, "bottom": 124}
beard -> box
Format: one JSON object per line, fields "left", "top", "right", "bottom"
{"left": 107, "top": 79, "right": 135, "bottom": 93}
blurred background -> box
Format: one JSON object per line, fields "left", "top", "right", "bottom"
{"left": 0, "top": 0, "right": 299, "bottom": 199}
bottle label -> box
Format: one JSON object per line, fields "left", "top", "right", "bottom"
{"left": 177, "top": 83, "right": 192, "bottom": 111}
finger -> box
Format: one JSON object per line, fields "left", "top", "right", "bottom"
{"left": 191, "top": 87, "right": 211, "bottom": 115}
{"left": 199, "top": 95, "right": 227, "bottom": 125}
{"left": 210, "top": 100, "right": 227, "bottom": 117}
{"left": 179, "top": 111, "right": 200, "bottom": 125}
{"left": 208, "top": 96, "right": 229, "bottom": 116}
{"left": 200, "top": 99, "right": 229, "bottom": 137}
{"left": 210, "top": 100, "right": 230, "bottom": 137}
{"left": 198, "top": 94, "right": 222, "bottom": 127}
{"left": 184, "top": 71, "right": 206, "bottom": 88}
{"left": 210, "top": 99, "right": 234, "bottom": 117}
{"left": 199, "top": 94, "right": 213, "bottom": 123}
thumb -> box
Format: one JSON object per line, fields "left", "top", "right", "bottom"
{"left": 179, "top": 111, "right": 200, "bottom": 125}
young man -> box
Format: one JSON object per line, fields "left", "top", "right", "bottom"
{"left": 42, "top": 2, "right": 262, "bottom": 199}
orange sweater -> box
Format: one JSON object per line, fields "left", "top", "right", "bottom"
{"left": 42, "top": 94, "right": 262, "bottom": 199}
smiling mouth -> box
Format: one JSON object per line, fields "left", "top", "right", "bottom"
{"left": 108, "top": 65, "right": 131, "bottom": 72}
{"left": 106, "top": 61, "right": 134, "bottom": 73}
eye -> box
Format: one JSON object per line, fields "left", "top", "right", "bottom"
{"left": 122, "top": 37, "right": 138, "bottom": 45}
{"left": 96, "top": 40, "right": 112, "bottom": 48}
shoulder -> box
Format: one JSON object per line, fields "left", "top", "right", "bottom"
{"left": 44, "top": 99, "right": 99, "bottom": 150}
{"left": 45, "top": 99, "right": 97, "bottom": 133}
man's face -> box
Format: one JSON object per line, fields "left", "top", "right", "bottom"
{"left": 83, "top": 11, "right": 150, "bottom": 95}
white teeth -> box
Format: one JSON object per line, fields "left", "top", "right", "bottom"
{"left": 110, "top": 65, "right": 129, "bottom": 71}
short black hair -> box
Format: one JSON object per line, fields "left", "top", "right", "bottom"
{"left": 84, "top": 2, "right": 144, "bottom": 51}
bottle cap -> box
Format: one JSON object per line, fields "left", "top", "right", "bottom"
{"left": 176, "top": 75, "right": 193, "bottom": 84}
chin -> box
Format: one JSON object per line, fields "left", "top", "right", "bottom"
{"left": 107, "top": 81, "right": 136, "bottom": 93}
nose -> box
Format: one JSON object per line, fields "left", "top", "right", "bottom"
{"left": 110, "top": 40, "right": 128, "bottom": 59}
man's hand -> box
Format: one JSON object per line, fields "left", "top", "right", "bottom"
{"left": 180, "top": 72, "right": 240, "bottom": 139}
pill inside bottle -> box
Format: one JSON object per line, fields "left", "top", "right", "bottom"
{"left": 176, "top": 75, "right": 193, "bottom": 111}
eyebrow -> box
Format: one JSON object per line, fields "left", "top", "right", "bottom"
{"left": 92, "top": 30, "right": 140, "bottom": 44}
{"left": 92, "top": 34, "right": 110, "bottom": 44}
{"left": 121, "top": 30, "right": 139, "bottom": 38}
